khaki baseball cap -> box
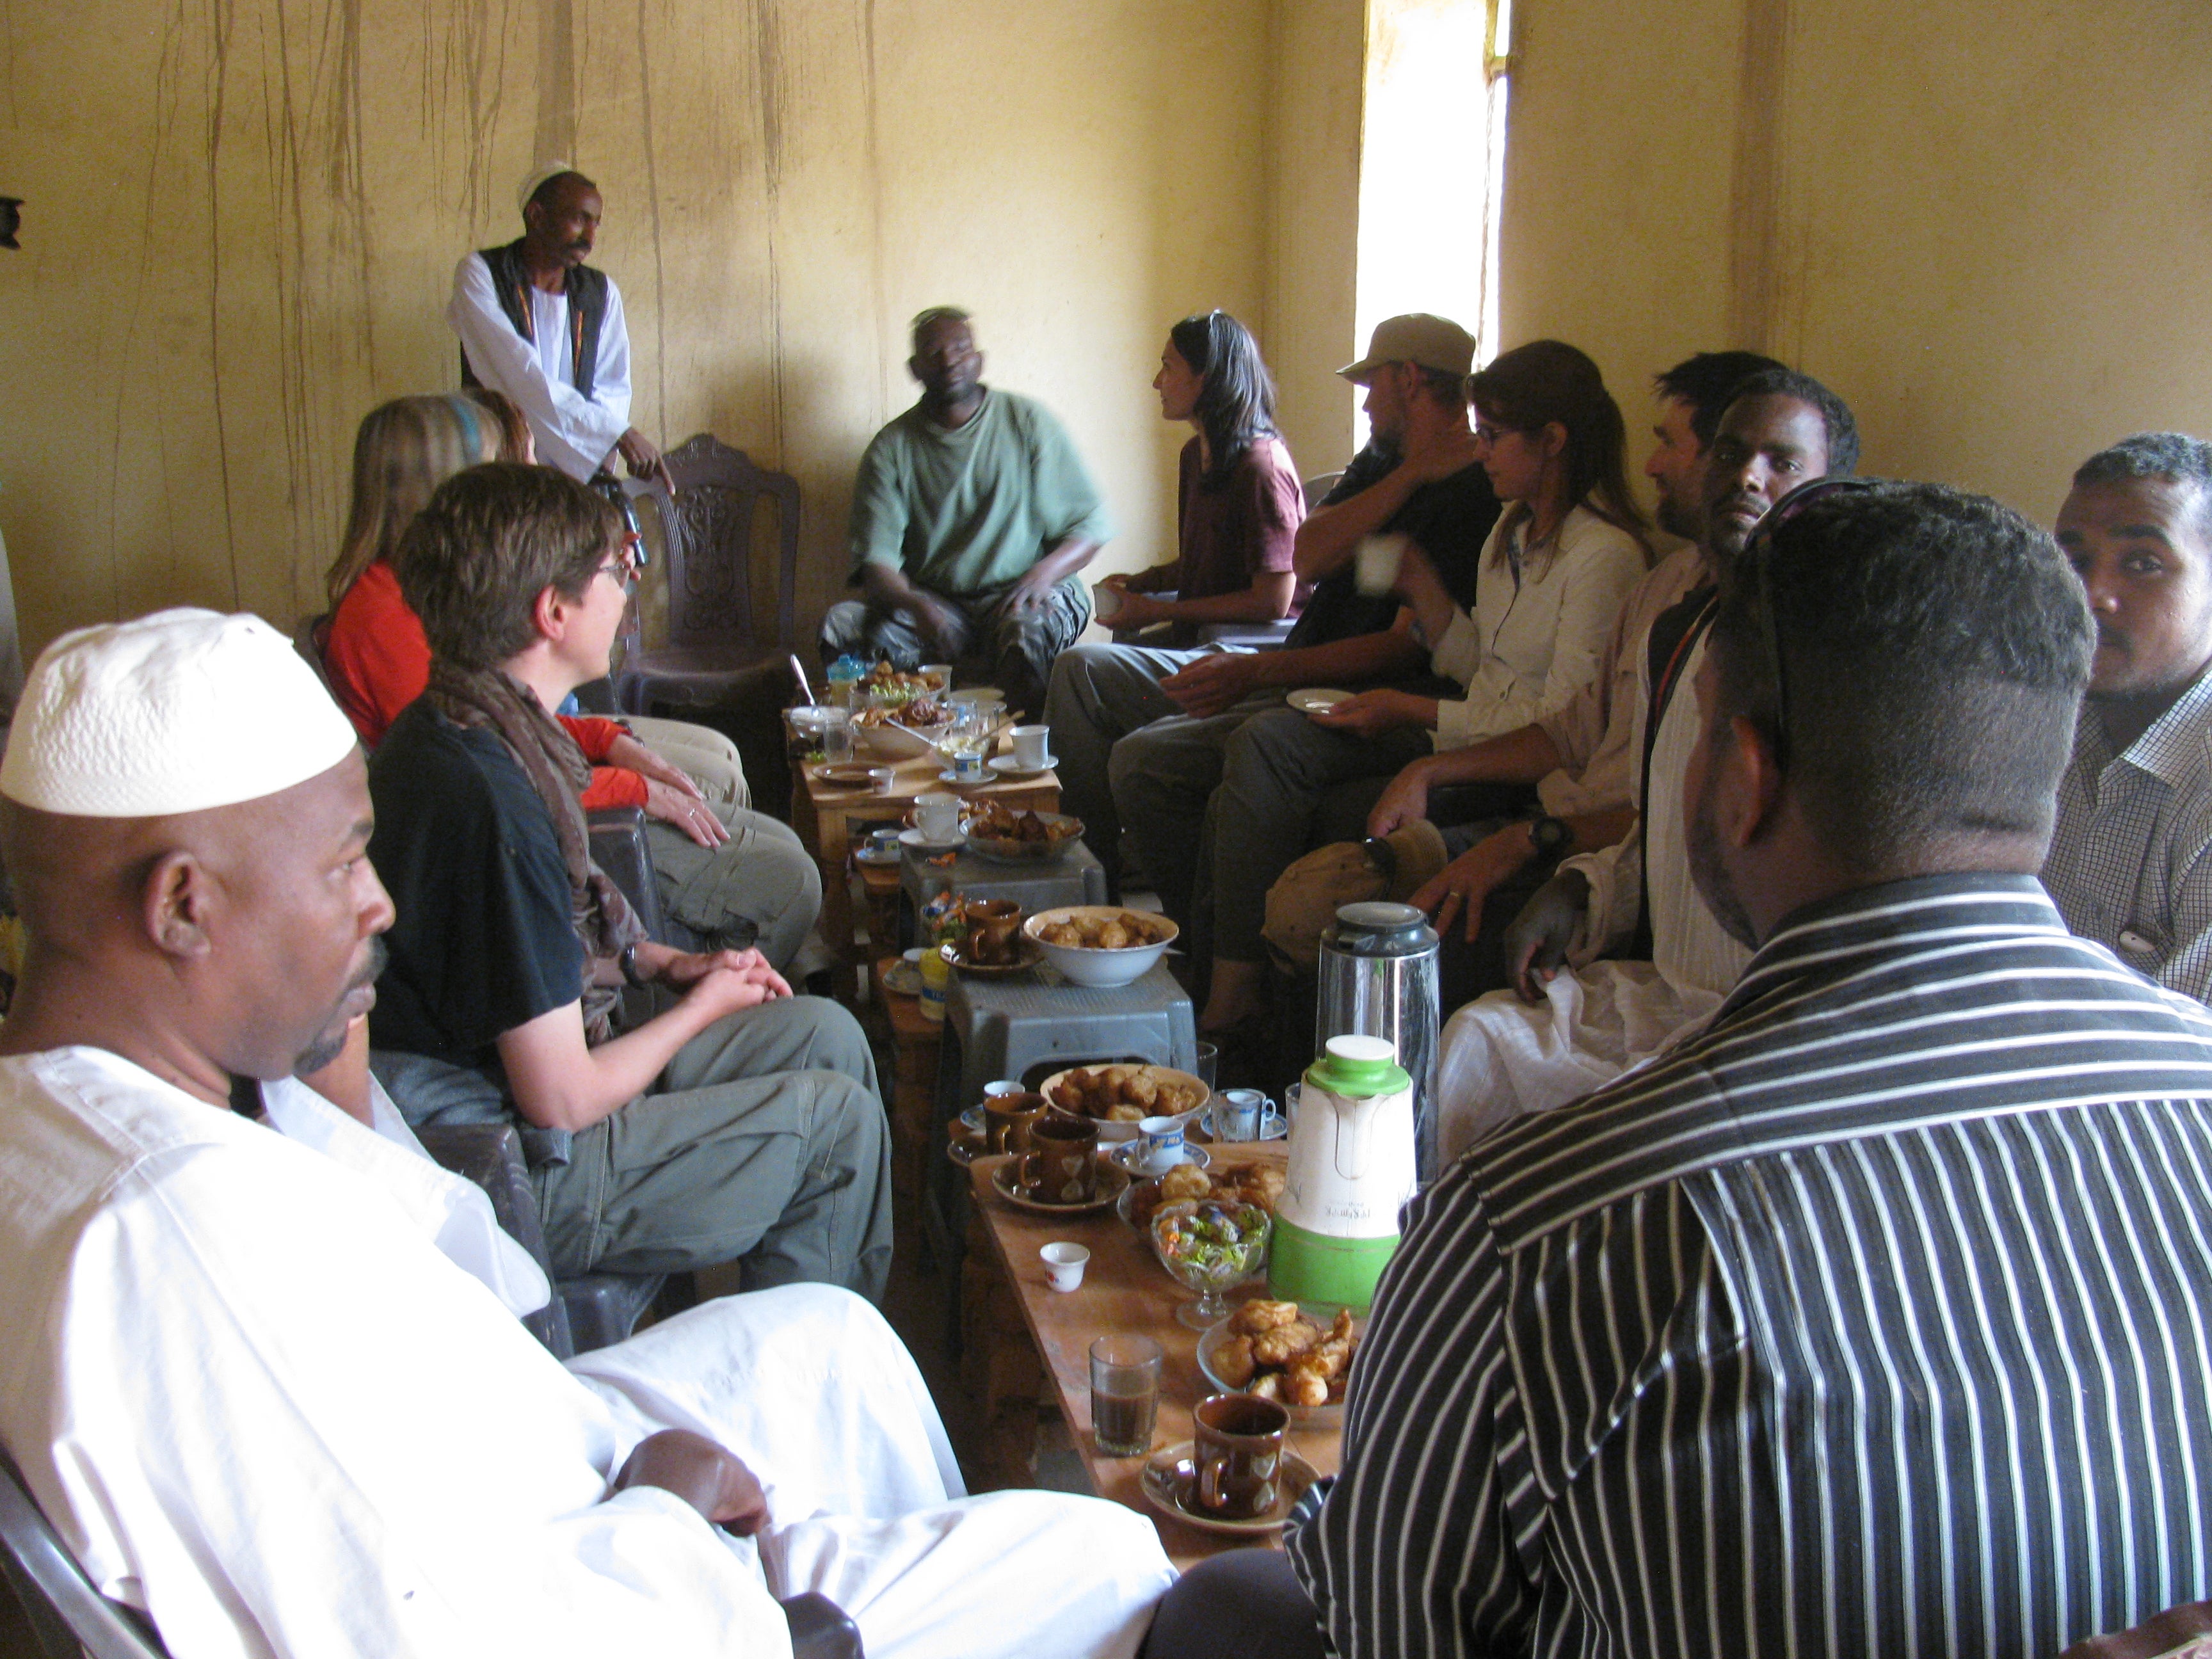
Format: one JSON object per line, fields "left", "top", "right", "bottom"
{"left": 1338, "top": 314, "right": 1477, "bottom": 383}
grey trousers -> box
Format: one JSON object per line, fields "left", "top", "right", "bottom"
{"left": 1107, "top": 689, "right": 1289, "bottom": 934}
{"left": 536, "top": 995, "right": 893, "bottom": 1300}
{"left": 1208, "top": 708, "right": 1434, "bottom": 963}
{"left": 645, "top": 807, "right": 821, "bottom": 971}
{"left": 818, "top": 578, "right": 1090, "bottom": 717}
{"left": 1043, "top": 641, "right": 1208, "bottom": 892}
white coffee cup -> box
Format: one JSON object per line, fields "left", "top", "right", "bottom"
{"left": 1011, "top": 725, "right": 1052, "bottom": 769}
{"left": 983, "top": 1078, "right": 1025, "bottom": 1100}
{"left": 1092, "top": 581, "right": 1125, "bottom": 623}
{"left": 949, "top": 748, "right": 991, "bottom": 783}
{"left": 1041, "top": 1242, "right": 1091, "bottom": 1294}
{"left": 1137, "top": 1114, "right": 1187, "bottom": 1173}
{"left": 1355, "top": 532, "right": 1409, "bottom": 596}
{"left": 915, "top": 792, "right": 963, "bottom": 842}
{"left": 867, "top": 765, "right": 897, "bottom": 795}
{"left": 1217, "top": 1089, "right": 1267, "bottom": 1142}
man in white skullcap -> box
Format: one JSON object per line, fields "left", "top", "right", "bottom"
{"left": 0, "top": 607, "right": 1175, "bottom": 1659}
{"left": 447, "top": 163, "right": 671, "bottom": 485}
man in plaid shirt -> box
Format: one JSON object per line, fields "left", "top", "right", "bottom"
{"left": 2044, "top": 432, "right": 2212, "bottom": 1003}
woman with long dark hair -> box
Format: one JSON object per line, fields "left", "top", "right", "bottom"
{"left": 1045, "top": 310, "right": 1306, "bottom": 892}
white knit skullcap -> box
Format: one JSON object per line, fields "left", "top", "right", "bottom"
{"left": 518, "top": 161, "right": 580, "bottom": 217}
{"left": 0, "top": 609, "right": 358, "bottom": 816}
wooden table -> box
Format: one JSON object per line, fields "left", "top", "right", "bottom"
{"left": 966, "top": 1141, "right": 1340, "bottom": 1567}
{"left": 787, "top": 747, "right": 1060, "bottom": 988}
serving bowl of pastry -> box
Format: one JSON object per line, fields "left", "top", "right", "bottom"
{"left": 1196, "top": 1301, "right": 1363, "bottom": 1422}
{"left": 961, "top": 801, "right": 1084, "bottom": 863}
{"left": 1023, "top": 906, "right": 1178, "bottom": 986}
{"left": 1037, "top": 1062, "right": 1210, "bottom": 1144}
{"left": 852, "top": 698, "right": 954, "bottom": 760}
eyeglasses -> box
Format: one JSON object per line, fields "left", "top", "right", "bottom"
{"left": 1735, "top": 476, "right": 1879, "bottom": 762}
{"left": 599, "top": 530, "right": 646, "bottom": 588}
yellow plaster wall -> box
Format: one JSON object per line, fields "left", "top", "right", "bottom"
{"left": 1500, "top": 0, "right": 2212, "bottom": 527}
{"left": 0, "top": 0, "right": 1283, "bottom": 657}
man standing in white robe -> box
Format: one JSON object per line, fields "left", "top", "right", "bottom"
{"left": 1434, "top": 372, "right": 1857, "bottom": 1156}
{"left": 449, "top": 163, "right": 672, "bottom": 487}
{"left": 0, "top": 608, "right": 1172, "bottom": 1659}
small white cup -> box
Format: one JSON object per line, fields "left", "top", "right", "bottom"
{"left": 1355, "top": 532, "right": 1409, "bottom": 597}
{"left": 914, "top": 792, "right": 963, "bottom": 842}
{"left": 867, "top": 765, "right": 897, "bottom": 795}
{"left": 983, "top": 1078, "right": 1025, "bottom": 1099}
{"left": 1137, "top": 1114, "right": 1187, "bottom": 1173}
{"left": 1091, "top": 581, "right": 1125, "bottom": 622}
{"left": 1041, "top": 1242, "right": 1091, "bottom": 1293}
{"left": 1010, "top": 724, "right": 1052, "bottom": 769}
{"left": 1217, "top": 1089, "right": 1267, "bottom": 1142}
{"left": 950, "top": 748, "right": 991, "bottom": 783}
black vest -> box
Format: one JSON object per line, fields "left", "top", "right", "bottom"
{"left": 460, "top": 241, "right": 610, "bottom": 399}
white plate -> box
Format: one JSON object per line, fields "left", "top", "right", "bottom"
{"left": 1286, "top": 687, "right": 1351, "bottom": 716}
{"left": 989, "top": 754, "right": 1056, "bottom": 778}
{"left": 1108, "top": 1141, "right": 1212, "bottom": 1176}
{"left": 897, "top": 826, "right": 965, "bottom": 851}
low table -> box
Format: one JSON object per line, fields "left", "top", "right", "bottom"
{"left": 966, "top": 1142, "right": 1341, "bottom": 1567}
{"left": 787, "top": 748, "right": 1059, "bottom": 988}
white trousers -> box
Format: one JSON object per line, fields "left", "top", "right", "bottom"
{"left": 1434, "top": 961, "right": 1724, "bottom": 1160}
{"left": 565, "top": 1286, "right": 1175, "bottom": 1659}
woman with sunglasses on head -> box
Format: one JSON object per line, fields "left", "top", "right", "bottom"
{"left": 1188, "top": 341, "right": 1649, "bottom": 1045}
{"left": 1044, "top": 310, "right": 1307, "bottom": 893}
{"left": 318, "top": 392, "right": 823, "bottom": 970}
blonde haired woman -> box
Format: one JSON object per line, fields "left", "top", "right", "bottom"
{"left": 319, "top": 392, "right": 821, "bottom": 968}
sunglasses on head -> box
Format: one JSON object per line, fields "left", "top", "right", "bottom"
{"left": 1736, "top": 476, "right": 1880, "bottom": 762}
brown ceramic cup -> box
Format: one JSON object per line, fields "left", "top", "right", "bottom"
{"left": 1020, "top": 1114, "right": 1100, "bottom": 1204}
{"left": 965, "top": 898, "right": 1024, "bottom": 965}
{"left": 983, "top": 1091, "right": 1048, "bottom": 1157}
{"left": 1192, "top": 1391, "right": 1290, "bottom": 1518}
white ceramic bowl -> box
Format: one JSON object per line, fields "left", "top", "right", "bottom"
{"left": 1036, "top": 1062, "right": 1210, "bottom": 1144}
{"left": 855, "top": 717, "right": 953, "bottom": 760}
{"left": 1023, "top": 906, "right": 1178, "bottom": 988}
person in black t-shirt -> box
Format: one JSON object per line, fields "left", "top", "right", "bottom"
{"left": 367, "top": 463, "right": 890, "bottom": 1297}
{"left": 1109, "top": 315, "right": 1502, "bottom": 969}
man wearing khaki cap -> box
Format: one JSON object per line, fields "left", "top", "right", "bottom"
{"left": 0, "top": 607, "right": 1173, "bottom": 1659}
{"left": 1088, "top": 317, "right": 1500, "bottom": 1041}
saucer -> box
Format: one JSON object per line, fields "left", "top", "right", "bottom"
{"left": 988, "top": 1153, "right": 1132, "bottom": 1215}
{"left": 947, "top": 1134, "right": 984, "bottom": 1168}
{"left": 878, "top": 956, "right": 924, "bottom": 997}
{"left": 1137, "top": 1442, "right": 1320, "bottom": 1535}
{"left": 938, "top": 769, "right": 995, "bottom": 788}
{"left": 1196, "top": 1102, "right": 1288, "bottom": 1142}
{"left": 898, "top": 826, "right": 966, "bottom": 851}
{"left": 854, "top": 845, "right": 902, "bottom": 867}
{"left": 943, "top": 938, "right": 1044, "bottom": 977}
{"left": 1286, "top": 687, "right": 1351, "bottom": 716}
{"left": 989, "top": 754, "right": 1056, "bottom": 779}
{"left": 1108, "top": 1141, "right": 1212, "bottom": 1176}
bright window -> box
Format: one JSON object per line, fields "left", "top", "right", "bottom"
{"left": 1352, "top": 0, "right": 1512, "bottom": 444}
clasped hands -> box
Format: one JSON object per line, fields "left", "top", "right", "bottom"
{"left": 613, "top": 1429, "right": 770, "bottom": 1535}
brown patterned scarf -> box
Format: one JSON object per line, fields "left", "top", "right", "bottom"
{"left": 426, "top": 661, "right": 644, "bottom": 1044}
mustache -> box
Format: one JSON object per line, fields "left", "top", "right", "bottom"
{"left": 348, "top": 934, "right": 389, "bottom": 993}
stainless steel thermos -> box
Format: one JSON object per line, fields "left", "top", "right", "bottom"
{"left": 1314, "top": 901, "right": 1441, "bottom": 1180}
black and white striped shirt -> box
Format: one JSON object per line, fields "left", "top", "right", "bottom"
{"left": 1287, "top": 873, "right": 2212, "bottom": 1657}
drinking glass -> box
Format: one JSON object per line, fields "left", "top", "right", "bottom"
{"left": 1089, "top": 1333, "right": 1164, "bottom": 1457}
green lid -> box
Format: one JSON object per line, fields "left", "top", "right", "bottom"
{"left": 1306, "top": 1034, "right": 1411, "bottom": 1098}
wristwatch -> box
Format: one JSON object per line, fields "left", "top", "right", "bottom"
{"left": 618, "top": 941, "right": 648, "bottom": 988}
{"left": 1528, "top": 815, "right": 1573, "bottom": 865}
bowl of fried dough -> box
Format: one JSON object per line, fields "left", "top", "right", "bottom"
{"left": 1038, "top": 1061, "right": 1210, "bottom": 1143}
{"left": 1023, "top": 905, "right": 1178, "bottom": 987}
{"left": 1197, "top": 1301, "right": 1363, "bottom": 1423}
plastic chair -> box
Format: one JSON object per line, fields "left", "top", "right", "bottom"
{"left": 2, "top": 1448, "right": 860, "bottom": 1658}
{"left": 613, "top": 434, "right": 801, "bottom": 714}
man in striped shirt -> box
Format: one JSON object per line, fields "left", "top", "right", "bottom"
{"left": 2044, "top": 433, "right": 2212, "bottom": 1001}
{"left": 1146, "top": 481, "right": 2212, "bottom": 1656}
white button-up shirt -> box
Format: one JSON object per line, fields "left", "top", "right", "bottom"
{"left": 448, "top": 252, "right": 634, "bottom": 481}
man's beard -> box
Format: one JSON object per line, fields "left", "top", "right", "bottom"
{"left": 1656, "top": 493, "right": 1701, "bottom": 541}
{"left": 1685, "top": 756, "right": 1759, "bottom": 950}
{"left": 293, "top": 935, "right": 389, "bottom": 1077}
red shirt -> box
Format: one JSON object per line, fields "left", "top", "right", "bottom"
{"left": 1128, "top": 436, "right": 1308, "bottom": 645}
{"left": 323, "top": 559, "right": 647, "bottom": 808}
